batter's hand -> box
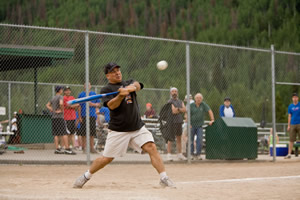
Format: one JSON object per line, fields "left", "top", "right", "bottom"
{"left": 118, "top": 88, "right": 130, "bottom": 97}
{"left": 126, "top": 84, "right": 137, "bottom": 93}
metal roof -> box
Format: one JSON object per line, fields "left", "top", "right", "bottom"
{"left": 0, "top": 44, "right": 74, "bottom": 71}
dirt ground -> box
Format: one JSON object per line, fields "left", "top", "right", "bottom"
{"left": 1, "top": 161, "right": 300, "bottom": 200}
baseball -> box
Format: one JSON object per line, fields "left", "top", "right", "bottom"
{"left": 157, "top": 60, "right": 168, "bottom": 70}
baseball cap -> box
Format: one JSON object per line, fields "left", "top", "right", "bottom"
{"left": 292, "top": 93, "right": 298, "bottom": 97}
{"left": 224, "top": 97, "right": 231, "bottom": 101}
{"left": 104, "top": 62, "right": 121, "bottom": 74}
{"left": 13, "top": 111, "right": 17, "bottom": 115}
{"left": 146, "top": 103, "right": 152, "bottom": 107}
{"left": 64, "top": 86, "right": 71, "bottom": 91}
{"left": 55, "top": 86, "right": 64, "bottom": 93}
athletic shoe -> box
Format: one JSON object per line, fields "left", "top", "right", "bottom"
{"left": 160, "top": 177, "right": 176, "bottom": 188}
{"left": 284, "top": 154, "right": 291, "bottom": 159}
{"left": 91, "top": 149, "right": 99, "bottom": 154}
{"left": 73, "top": 174, "right": 90, "bottom": 188}
{"left": 65, "top": 148, "right": 76, "bottom": 155}
{"left": 177, "top": 153, "right": 187, "bottom": 161}
{"left": 167, "top": 154, "right": 173, "bottom": 161}
{"left": 196, "top": 155, "right": 203, "bottom": 160}
{"left": 54, "top": 148, "right": 64, "bottom": 154}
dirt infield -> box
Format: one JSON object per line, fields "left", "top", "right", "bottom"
{"left": 1, "top": 161, "right": 300, "bottom": 200}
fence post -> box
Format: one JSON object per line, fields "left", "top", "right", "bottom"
{"left": 8, "top": 82, "right": 11, "bottom": 128}
{"left": 85, "top": 31, "right": 91, "bottom": 165}
{"left": 186, "top": 42, "right": 192, "bottom": 163}
{"left": 271, "top": 44, "right": 277, "bottom": 161}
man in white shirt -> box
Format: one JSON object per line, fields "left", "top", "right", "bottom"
{"left": 8, "top": 111, "right": 18, "bottom": 144}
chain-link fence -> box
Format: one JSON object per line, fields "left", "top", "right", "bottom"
{"left": 0, "top": 24, "right": 299, "bottom": 164}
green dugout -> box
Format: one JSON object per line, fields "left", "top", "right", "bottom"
{"left": 19, "top": 114, "right": 53, "bottom": 144}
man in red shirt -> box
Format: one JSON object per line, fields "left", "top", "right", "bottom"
{"left": 63, "top": 86, "right": 81, "bottom": 150}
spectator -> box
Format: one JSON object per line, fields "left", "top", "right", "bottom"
{"left": 46, "top": 86, "right": 76, "bottom": 155}
{"left": 98, "top": 106, "right": 110, "bottom": 123}
{"left": 144, "top": 103, "right": 156, "bottom": 118}
{"left": 219, "top": 97, "right": 235, "bottom": 117}
{"left": 8, "top": 111, "right": 19, "bottom": 144}
{"left": 166, "top": 87, "right": 187, "bottom": 161}
{"left": 184, "top": 94, "right": 194, "bottom": 104}
{"left": 96, "top": 106, "right": 110, "bottom": 151}
{"left": 285, "top": 93, "right": 300, "bottom": 159}
{"left": 260, "top": 128, "right": 279, "bottom": 153}
{"left": 63, "top": 86, "right": 80, "bottom": 150}
{"left": 190, "top": 93, "right": 214, "bottom": 160}
{"left": 78, "top": 82, "right": 101, "bottom": 154}
{"left": 268, "top": 128, "right": 280, "bottom": 146}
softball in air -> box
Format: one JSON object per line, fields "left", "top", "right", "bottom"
{"left": 157, "top": 60, "right": 168, "bottom": 70}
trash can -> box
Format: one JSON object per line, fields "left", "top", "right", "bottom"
{"left": 19, "top": 114, "right": 53, "bottom": 144}
{"left": 206, "top": 117, "right": 257, "bottom": 160}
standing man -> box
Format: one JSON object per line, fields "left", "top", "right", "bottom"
{"left": 46, "top": 86, "right": 75, "bottom": 155}
{"left": 73, "top": 62, "right": 174, "bottom": 188}
{"left": 63, "top": 86, "right": 80, "bottom": 150}
{"left": 166, "top": 87, "right": 187, "bottom": 161}
{"left": 78, "top": 82, "right": 101, "bottom": 154}
{"left": 219, "top": 97, "right": 235, "bottom": 117}
{"left": 190, "top": 93, "right": 214, "bottom": 160}
{"left": 285, "top": 93, "right": 300, "bottom": 159}
{"left": 8, "top": 111, "right": 18, "bottom": 144}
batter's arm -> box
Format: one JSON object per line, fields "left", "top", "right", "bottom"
{"left": 107, "top": 88, "right": 129, "bottom": 110}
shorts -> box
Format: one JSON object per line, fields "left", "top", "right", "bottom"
{"left": 52, "top": 118, "right": 67, "bottom": 136}
{"left": 78, "top": 117, "right": 96, "bottom": 137}
{"left": 103, "top": 126, "right": 154, "bottom": 158}
{"left": 161, "top": 122, "right": 183, "bottom": 142}
{"left": 289, "top": 124, "right": 300, "bottom": 142}
{"left": 66, "top": 120, "right": 76, "bottom": 135}
{"left": 173, "top": 123, "right": 183, "bottom": 136}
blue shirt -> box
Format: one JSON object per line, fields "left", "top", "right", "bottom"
{"left": 219, "top": 104, "right": 236, "bottom": 117}
{"left": 78, "top": 91, "right": 100, "bottom": 118}
{"left": 288, "top": 102, "right": 300, "bottom": 125}
{"left": 99, "top": 107, "right": 110, "bottom": 122}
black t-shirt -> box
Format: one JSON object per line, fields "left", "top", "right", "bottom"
{"left": 100, "top": 79, "right": 145, "bottom": 132}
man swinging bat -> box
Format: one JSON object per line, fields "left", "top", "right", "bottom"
{"left": 73, "top": 62, "right": 175, "bottom": 188}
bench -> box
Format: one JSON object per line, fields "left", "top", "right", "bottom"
{"left": 142, "top": 118, "right": 166, "bottom": 152}
{"left": 256, "top": 125, "right": 287, "bottom": 154}
{"left": 0, "top": 131, "right": 14, "bottom": 154}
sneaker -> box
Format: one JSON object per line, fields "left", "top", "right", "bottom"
{"left": 284, "top": 154, "right": 291, "bottom": 159}
{"left": 167, "top": 154, "right": 173, "bottom": 161}
{"left": 54, "top": 148, "right": 64, "bottom": 154}
{"left": 91, "top": 149, "right": 99, "bottom": 154}
{"left": 177, "top": 153, "right": 187, "bottom": 161}
{"left": 196, "top": 155, "right": 203, "bottom": 160}
{"left": 73, "top": 174, "right": 90, "bottom": 188}
{"left": 160, "top": 177, "right": 176, "bottom": 188}
{"left": 65, "top": 148, "right": 76, "bottom": 155}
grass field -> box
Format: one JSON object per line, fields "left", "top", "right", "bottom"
{"left": 1, "top": 161, "right": 300, "bottom": 200}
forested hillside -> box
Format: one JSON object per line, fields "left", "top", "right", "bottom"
{"left": 0, "top": 0, "right": 300, "bottom": 51}
{"left": 0, "top": 0, "right": 299, "bottom": 123}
